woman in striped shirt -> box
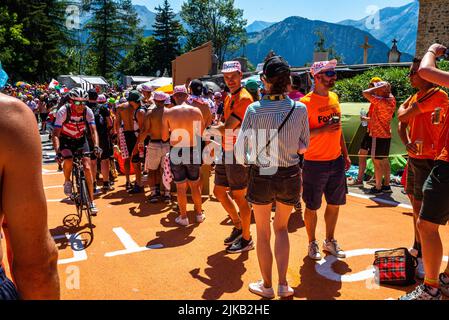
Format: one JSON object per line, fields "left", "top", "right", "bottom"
{"left": 235, "top": 56, "right": 310, "bottom": 299}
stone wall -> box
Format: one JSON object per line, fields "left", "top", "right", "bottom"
{"left": 416, "top": 0, "right": 449, "bottom": 57}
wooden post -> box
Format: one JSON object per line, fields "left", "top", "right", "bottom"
{"left": 360, "top": 36, "right": 373, "bottom": 64}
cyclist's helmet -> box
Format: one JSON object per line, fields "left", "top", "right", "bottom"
{"left": 97, "top": 94, "right": 107, "bottom": 103}
{"left": 68, "top": 87, "right": 89, "bottom": 101}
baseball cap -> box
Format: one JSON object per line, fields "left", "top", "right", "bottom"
{"left": 245, "top": 79, "right": 259, "bottom": 93}
{"left": 127, "top": 90, "right": 141, "bottom": 103}
{"left": 173, "top": 85, "right": 188, "bottom": 96}
{"left": 263, "top": 56, "right": 290, "bottom": 78}
{"left": 189, "top": 79, "right": 203, "bottom": 96}
{"left": 153, "top": 91, "right": 168, "bottom": 101}
{"left": 221, "top": 61, "right": 242, "bottom": 74}
{"left": 310, "top": 59, "right": 338, "bottom": 77}
{"left": 214, "top": 92, "right": 222, "bottom": 99}
{"left": 370, "top": 77, "right": 383, "bottom": 84}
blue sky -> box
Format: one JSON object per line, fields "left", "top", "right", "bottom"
{"left": 132, "top": 0, "right": 414, "bottom": 24}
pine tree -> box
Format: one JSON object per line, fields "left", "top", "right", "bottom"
{"left": 118, "top": 36, "right": 158, "bottom": 76}
{"left": 85, "top": 0, "right": 141, "bottom": 80}
{"left": 152, "top": 0, "right": 184, "bottom": 76}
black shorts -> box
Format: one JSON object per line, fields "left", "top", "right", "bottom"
{"left": 360, "top": 133, "right": 391, "bottom": 160}
{"left": 214, "top": 151, "right": 249, "bottom": 191}
{"left": 420, "top": 161, "right": 449, "bottom": 225}
{"left": 123, "top": 131, "right": 140, "bottom": 163}
{"left": 302, "top": 156, "right": 347, "bottom": 210}
{"left": 170, "top": 147, "right": 202, "bottom": 183}
{"left": 247, "top": 165, "right": 301, "bottom": 206}
{"left": 40, "top": 113, "right": 48, "bottom": 122}
{"left": 60, "top": 136, "right": 90, "bottom": 159}
{"left": 98, "top": 136, "right": 113, "bottom": 161}
{"left": 406, "top": 157, "right": 434, "bottom": 201}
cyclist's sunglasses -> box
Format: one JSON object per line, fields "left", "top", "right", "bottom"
{"left": 73, "top": 100, "right": 87, "bottom": 106}
{"left": 320, "top": 70, "right": 337, "bottom": 77}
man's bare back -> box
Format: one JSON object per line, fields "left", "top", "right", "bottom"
{"left": 191, "top": 99, "right": 212, "bottom": 128}
{"left": 146, "top": 105, "right": 166, "bottom": 141}
{"left": 162, "top": 104, "right": 205, "bottom": 147}
{"left": 116, "top": 103, "right": 136, "bottom": 131}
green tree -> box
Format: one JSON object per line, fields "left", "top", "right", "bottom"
{"left": 85, "top": 0, "right": 141, "bottom": 80}
{"left": 180, "top": 0, "right": 247, "bottom": 67}
{"left": 118, "top": 36, "right": 158, "bottom": 76}
{"left": 152, "top": 0, "right": 184, "bottom": 76}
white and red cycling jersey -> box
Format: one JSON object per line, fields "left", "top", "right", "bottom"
{"left": 54, "top": 104, "right": 96, "bottom": 139}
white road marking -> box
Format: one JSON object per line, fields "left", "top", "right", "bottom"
{"left": 53, "top": 234, "right": 88, "bottom": 265}
{"left": 104, "top": 227, "right": 164, "bottom": 257}
{"left": 348, "top": 192, "right": 413, "bottom": 210}
{"left": 45, "top": 185, "right": 62, "bottom": 190}
{"left": 47, "top": 199, "right": 65, "bottom": 202}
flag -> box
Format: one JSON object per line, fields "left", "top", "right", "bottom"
{"left": 49, "top": 79, "right": 59, "bottom": 89}
{"left": 0, "top": 62, "right": 9, "bottom": 88}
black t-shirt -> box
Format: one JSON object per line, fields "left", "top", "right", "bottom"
{"left": 92, "top": 105, "right": 111, "bottom": 139}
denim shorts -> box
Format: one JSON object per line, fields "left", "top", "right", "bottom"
{"left": 214, "top": 151, "right": 249, "bottom": 191}
{"left": 302, "top": 156, "right": 347, "bottom": 210}
{"left": 0, "top": 266, "right": 19, "bottom": 300}
{"left": 247, "top": 165, "right": 301, "bottom": 206}
{"left": 170, "top": 146, "right": 202, "bottom": 184}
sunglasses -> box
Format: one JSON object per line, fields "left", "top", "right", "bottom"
{"left": 321, "top": 70, "right": 337, "bottom": 77}
{"left": 73, "top": 101, "right": 87, "bottom": 106}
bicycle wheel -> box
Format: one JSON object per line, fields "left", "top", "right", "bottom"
{"left": 80, "top": 178, "right": 94, "bottom": 231}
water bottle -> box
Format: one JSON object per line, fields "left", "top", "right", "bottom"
{"left": 360, "top": 108, "right": 368, "bottom": 127}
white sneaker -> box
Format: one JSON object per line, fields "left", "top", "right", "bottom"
{"left": 196, "top": 212, "right": 206, "bottom": 223}
{"left": 278, "top": 284, "right": 294, "bottom": 298}
{"left": 416, "top": 258, "right": 425, "bottom": 280}
{"left": 323, "top": 239, "right": 346, "bottom": 258}
{"left": 64, "top": 181, "right": 73, "bottom": 197}
{"left": 175, "top": 216, "right": 189, "bottom": 226}
{"left": 248, "top": 280, "right": 275, "bottom": 299}
{"left": 308, "top": 241, "right": 322, "bottom": 261}
{"left": 90, "top": 202, "right": 99, "bottom": 216}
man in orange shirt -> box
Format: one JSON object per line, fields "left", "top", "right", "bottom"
{"left": 300, "top": 60, "right": 351, "bottom": 261}
{"left": 400, "top": 43, "right": 449, "bottom": 300}
{"left": 211, "top": 61, "right": 254, "bottom": 254}
{"left": 361, "top": 81, "right": 396, "bottom": 195}
{"left": 398, "top": 58, "right": 449, "bottom": 280}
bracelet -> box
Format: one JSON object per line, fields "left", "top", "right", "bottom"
{"left": 427, "top": 50, "right": 437, "bottom": 56}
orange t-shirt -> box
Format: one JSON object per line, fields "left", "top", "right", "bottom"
{"left": 437, "top": 108, "right": 449, "bottom": 163}
{"left": 301, "top": 91, "right": 342, "bottom": 161}
{"left": 408, "top": 89, "right": 449, "bottom": 160}
{"left": 223, "top": 87, "right": 253, "bottom": 151}
{"left": 367, "top": 95, "right": 396, "bottom": 138}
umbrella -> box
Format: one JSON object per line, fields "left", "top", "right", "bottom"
{"left": 155, "top": 84, "right": 174, "bottom": 94}
{"left": 202, "top": 81, "right": 221, "bottom": 93}
{"left": 140, "top": 77, "right": 172, "bottom": 90}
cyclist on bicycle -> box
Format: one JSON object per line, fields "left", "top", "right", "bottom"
{"left": 52, "top": 88, "right": 102, "bottom": 214}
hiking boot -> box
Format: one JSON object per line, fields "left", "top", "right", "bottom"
{"left": 128, "top": 185, "right": 144, "bottom": 194}
{"left": 248, "top": 280, "right": 275, "bottom": 299}
{"left": 64, "top": 181, "right": 73, "bottom": 197}
{"left": 226, "top": 237, "right": 254, "bottom": 254}
{"left": 196, "top": 211, "right": 206, "bottom": 223}
{"left": 175, "top": 215, "right": 189, "bottom": 227}
{"left": 278, "top": 284, "right": 295, "bottom": 298}
{"left": 416, "top": 258, "right": 425, "bottom": 280}
{"left": 366, "top": 187, "right": 383, "bottom": 196}
{"left": 382, "top": 185, "right": 393, "bottom": 194}
{"left": 439, "top": 273, "right": 449, "bottom": 297}
{"left": 90, "top": 202, "right": 99, "bottom": 216}
{"left": 399, "top": 284, "right": 442, "bottom": 300}
{"left": 308, "top": 241, "right": 322, "bottom": 261}
{"left": 224, "top": 227, "right": 243, "bottom": 246}
{"left": 323, "top": 239, "right": 346, "bottom": 258}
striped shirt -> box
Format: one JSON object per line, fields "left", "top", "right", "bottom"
{"left": 235, "top": 96, "right": 309, "bottom": 168}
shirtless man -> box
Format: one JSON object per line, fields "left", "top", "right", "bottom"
{"left": 0, "top": 93, "right": 60, "bottom": 299}
{"left": 115, "top": 90, "right": 146, "bottom": 193}
{"left": 139, "top": 91, "right": 171, "bottom": 203}
{"left": 162, "top": 86, "right": 205, "bottom": 226}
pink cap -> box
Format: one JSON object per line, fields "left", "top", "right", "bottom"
{"left": 310, "top": 59, "right": 338, "bottom": 77}
{"left": 173, "top": 85, "right": 188, "bottom": 95}
{"left": 153, "top": 91, "right": 168, "bottom": 101}
{"left": 221, "top": 61, "right": 242, "bottom": 73}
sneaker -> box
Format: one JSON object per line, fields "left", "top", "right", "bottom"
{"left": 366, "top": 186, "right": 383, "bottom": 195}
{"left": 399, "top": 284, "right": 442, "bottom": 300}
{"left": 409, "top": 247, "right": 419, "bottom": 257}
{"left": 196, "top": 211, "right": 206, "bottom": 223}
{"left": 102, "top": 182, "right": 115, "bottom": 192}
{"left": 227, "top": 237, "right": 254, "bottom": 254}
{"left": 416, "top": 258, "right": 425, "bottom": 280}
{"left": 382, "top": 185, "right": 393, "bottom": 194}
{"left": 128, "top": 185, "right": 144, "bottom": 194}
{"left": 308, "top": 241, "right": 322, "bottom": 261}
{"left": 248, "top": 280, "right": 275, "bottom": 299}
{"left": 148, "top": 191, "right": 160, "bottom": 203}
{"left": 347, "top": 178, "right": 364, "bottom": 187}
{"left": 125, "top": 181, "right": 133, "bottom": 190}
{"left": 323, "top": 239, "right": 346, "bottom": 258}
{"left": 90, "top": 202, "right": 99, "bottom": 216}
{"left": 64, "top": 181, "right": 73, "bottom": 197}
{"left": 278, "top": 284, "right": 295, "bottom": 298}
{"left": 175, "top": 215, "right": 189, "bottom": 227}
{"left": 162, "top": 192, "right": 171, "bottom": 203}
{"left": 93, "top": 185, "right": 101, "bottom": 195}
{"left": 224, "top": 227, "right": 243, "bottom": 246}
{"left": 439, "top": 273, "right": 449, "bottom": 297}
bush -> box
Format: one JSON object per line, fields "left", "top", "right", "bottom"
{"left": 334, "top": 61, "right": 449, "bottom": 103}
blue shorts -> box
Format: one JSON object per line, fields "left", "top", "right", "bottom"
{"left": 0, "top": 266, "right": 19, "bottom": 300}
{"left": 302, "top": 156, "right": 347, "bottom": 210}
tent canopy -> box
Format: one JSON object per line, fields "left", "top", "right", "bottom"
{"left": 139, "top": 77, "right": 172, "bottom": 90}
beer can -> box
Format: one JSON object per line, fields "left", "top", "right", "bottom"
{"left": 415, "top": 140, "right": 424, "bottom": 156}
{"left": 433, "top": 107, "right": 442, "bottom": 125}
